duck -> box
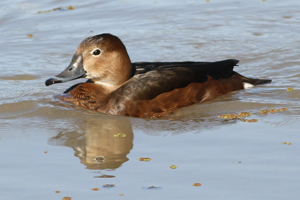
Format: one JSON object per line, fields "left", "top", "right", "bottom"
{"left": 45, "top": 33, "right": 271, "bottom": 118}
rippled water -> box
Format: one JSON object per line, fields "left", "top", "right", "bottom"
{"left": 0, "top": 0, "right": 299, "bottom": 199}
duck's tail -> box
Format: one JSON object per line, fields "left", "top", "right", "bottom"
{"left": 236, "top": 73, "right": 272, "bottom": 89}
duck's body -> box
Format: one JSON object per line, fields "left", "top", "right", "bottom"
{"left": 45, "top": 33, "right": 271, "bottom": 118}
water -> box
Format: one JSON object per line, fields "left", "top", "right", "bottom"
{"left": 0, "top": 0, "right": 299, "bottom": 199}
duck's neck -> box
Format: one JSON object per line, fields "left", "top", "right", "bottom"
{"left": 93, "top": 81, "right": 122, "bottom": 94}
{"left": 92, "top": 60, "right": 133, "bottom": 93}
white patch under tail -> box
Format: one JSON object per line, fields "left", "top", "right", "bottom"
{"left": 243, "top": 82, "right": 254, "bottom": 89}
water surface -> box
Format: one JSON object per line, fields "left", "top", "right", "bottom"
{"left": 0, "top": 0, "right": 299, "bottom": 199}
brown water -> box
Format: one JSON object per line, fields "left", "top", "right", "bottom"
{"left": 0, "top": 0, "right": 299, "bottom": 199}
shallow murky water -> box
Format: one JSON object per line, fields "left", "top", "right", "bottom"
{"left": 0, "top": 0, "right": 299, "bottom": 199}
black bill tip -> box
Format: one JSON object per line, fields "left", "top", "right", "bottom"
{"left": 45, "top": 78, "right": 62, "bottom": 86}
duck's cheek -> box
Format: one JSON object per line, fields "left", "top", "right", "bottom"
{"left": 83, "top": 67, "right": 96, "bottom": 79}
{"left": 85, "top": 73, "right": 103, "bottom": 81}
{"left": 84, "top": 65, "right": 105, "bottom": 79}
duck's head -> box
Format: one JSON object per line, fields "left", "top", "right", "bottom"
{"left": 45, "top": 33, "right": 132, "bottom": 90}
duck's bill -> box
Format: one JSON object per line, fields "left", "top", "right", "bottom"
{"left": 45, "top": 54, "right": 86, "bottom": 86}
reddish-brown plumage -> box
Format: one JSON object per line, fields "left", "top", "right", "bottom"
{"left": 123, "top": 74, "right": 245, "bottom": 117}
{"left": 46, "top": 33, "right": 271, "bottom": 118}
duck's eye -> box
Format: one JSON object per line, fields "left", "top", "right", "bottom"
{"left": 92, "top": 49, "right": 101, "bottom": 56}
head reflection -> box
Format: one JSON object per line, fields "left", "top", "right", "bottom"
{"left": 49, "top": 117, "right": 133, "bottom": 170}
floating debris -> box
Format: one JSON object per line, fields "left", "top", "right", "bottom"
{"left": 259, "top": 109, "right": 270, "bottom": 115}
{"left": 44, "top": 151, "right": 48, "bottom": 154}
{"left": 169, "top": 165, "right": 177, "bottom": 169}
{"left": 287, "top": 88, "right": 294, "bottom": 92}
{"left": 238, "top": 112, "right": 252, "bottom": 118}
{"left": 218, "top": 112, "right": 252, "bottom": 120}
{"left": 113, "top": 133, "right": 126, "bottom": 138}
{"left": 55, "top": 191, "right": 60, "bottom": 193}
{"left": 269, "top": 109, "right": 279, "bottom": 113}
{"left": 138, "top": 157, "right": 151, "bottom": 161}
{"left": 62, "top": 197, "right": 72, "bottom": 200}
{"left": 91, "top": 188, "right": 100, "bottom": 191}
{"left": 259, "top": 108, "right": 288, "bottom": 115}
{"left": 102, "top": 184, "right": 115, "bottom": 188}
{"left": 219, "top": 107, "right": 288, "bottom": 123}
{"left": 278, "top": 108, "right": 288, "bottom": 112}
{"left": 119, "top": 193, "right": 124, "bottom": 196}
{"left": 94, "top": 174, "right": 115, "bottom": 178}
{"left": 148, "top": 186, "right": 157, "bottom": 189}
{"left": 37, "top": 9, "right": 53, "bottom": 14}
{"left": 53, "top": 7, "right": 63, "bottom": 11}
{"left": 94, "top": 156, "right": 104, "bottom": 162}
{"left": 27, "top": 34, "right": 33, "bottom": 37}
{"left": 283, "top": 16, "right": 292, "bottom": 19}
{"left": 241, "top": 119, "right": 258, "bottom": 123}
{"left": 281, "top": 142, "right": 292, "bottom": 145}
{"left": 192, "top": 183, "right": 202, "bottom": 187}
{"left": 247, "top": 119, "right": 258, "bottom": 122}
{"left": 218, "top": 114, "right": 238, "bottom": 119}
{"left": 37, "top": 6, "right": 75, "bottom": 14}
